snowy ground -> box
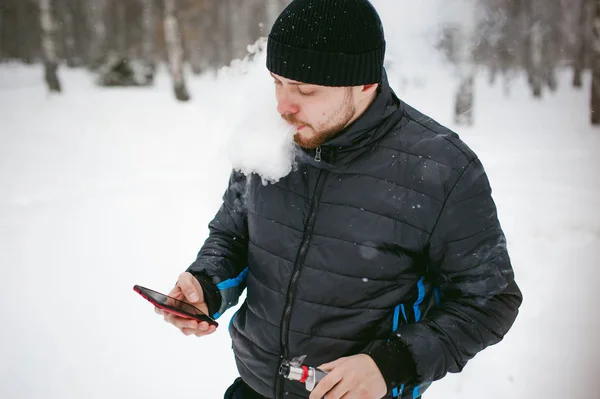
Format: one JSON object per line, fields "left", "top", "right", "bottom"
{"left": 1, "top": 54, "right": 600, "bottom": 399}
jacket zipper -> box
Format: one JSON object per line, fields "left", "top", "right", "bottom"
{"left": 274, "top": 169, "right": 328, "bottom": 399}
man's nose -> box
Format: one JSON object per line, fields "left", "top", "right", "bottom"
{"left": 277, "top": 97, "right": 300, "bottom": 115}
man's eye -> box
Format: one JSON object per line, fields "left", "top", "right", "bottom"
{"left": 298, "top": 89, "right": 315, "bottom": 96}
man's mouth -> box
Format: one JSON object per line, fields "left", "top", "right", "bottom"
{"left": 296, "top": 125, "right": 306, "bottom": 131}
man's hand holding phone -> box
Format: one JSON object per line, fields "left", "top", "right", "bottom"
{"left": 155, "top": 272, "right": 217, "bottom": 337}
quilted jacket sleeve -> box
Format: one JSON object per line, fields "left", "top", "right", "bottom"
{"left": 186, "top": 170, "right": 250, "bottom": 319}
{"left": 367, "top": 157, "right": 523, "bottom": 389}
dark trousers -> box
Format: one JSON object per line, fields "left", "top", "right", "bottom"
{"left": 224, "top": 377, "right": 422, "bottom": 399}
{"left": 224, "top": 377, "right": 269, "bottom": 399}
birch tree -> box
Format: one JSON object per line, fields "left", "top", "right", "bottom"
{"left": 525, "top": 0, "right": 543, "bottom": 97}
{"left": 164, "top": 0, "right": 190, "bottom": 101}
{"left": 591, "top": 0, "right": 600, "bottom": 124}
{"left": 542, "top": 0, "right": 561, "bottom": 92}
{"left": 454, "top": 0, "right": 477, "bottom": 126}
{"left": 39, "top": 0, "right": 61, "bottom": 92}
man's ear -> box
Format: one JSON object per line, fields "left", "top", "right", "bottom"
{"left": 362, "top": 83, "right": 378, "bottom": 93}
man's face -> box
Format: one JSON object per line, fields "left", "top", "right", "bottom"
{"left": 272, "top": 72, "right": 357, "bottom": 149}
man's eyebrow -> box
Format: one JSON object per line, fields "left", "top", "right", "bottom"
{"left": 270, "top": 73, "right": 307, "bottom": 86}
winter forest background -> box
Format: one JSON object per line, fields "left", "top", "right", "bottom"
{"left": 1, "top": 1, "right": 599, "bottom": 399}
{"left": 3, "top": 0, "right": 600, "bottom": 122}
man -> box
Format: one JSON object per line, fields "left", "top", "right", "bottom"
{"left": 156, "top": 1, "right": 523, "bottom": 398}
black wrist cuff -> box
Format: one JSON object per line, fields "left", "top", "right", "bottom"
{"left": 190, "top": 272, "right": 222, "bottom": 317}
{"left": 362, "top": 339, "right": 418, "bottom": 393}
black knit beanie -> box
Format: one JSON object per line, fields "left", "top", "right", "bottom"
{"left": 266, "top": 0, "right": 386, "bottom": 87}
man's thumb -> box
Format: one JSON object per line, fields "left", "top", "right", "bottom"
{"left": 186, "top": 290, "right": 199, "bottom": 303}
{"left": 179, "top": 272, "right": 203, "bottom": 303}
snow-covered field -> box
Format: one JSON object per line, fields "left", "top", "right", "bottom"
{"left": 1, "top": 11, "right": 600, "bottom": 399}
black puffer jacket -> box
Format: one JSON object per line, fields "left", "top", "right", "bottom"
{"left": 187, "top": 74, "right": 523, "bottom": 399}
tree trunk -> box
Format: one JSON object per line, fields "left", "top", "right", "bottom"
{"left": 164, "top": 0, "right": 190, "bottom": 101}
{"left": 141, "top": 0, "right": 157, "bottom": 76}
{"left": 574, "top": 0, "right": 591, "bottom": 88}
{"left": 543, "top": 0, "right": 561, "bottom": 92}
{"left": 591, "top": 0, "right": 600, "bottom": 124}
{"left": 39, "top": 0, "right": 61, "bottom": 92}
{"left": 88, "top": 0, "right": 107, "bottom": 68}
{"left": 527, "top": 0, "right": 543, "bottom": 98}
{"left": 454, "top": 0, "right": 477, "bottom": 126}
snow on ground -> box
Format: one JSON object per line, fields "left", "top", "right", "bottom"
{"left": 1, "top": 22, "right": 600, "bottom": 399}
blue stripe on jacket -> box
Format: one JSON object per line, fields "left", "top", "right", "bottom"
{"left": 413, "top": 277, "right": 425, "bottom": 322}
{"left": 216, "top": 267, "right": 249, "bottom": 290}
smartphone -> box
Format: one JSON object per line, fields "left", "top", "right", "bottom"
{"left": 133, "top": 285, "right": 218, "bottom": 327}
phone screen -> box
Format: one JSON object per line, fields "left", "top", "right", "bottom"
{"left": 133, "top": 285, "right": 218, "bottom": 327}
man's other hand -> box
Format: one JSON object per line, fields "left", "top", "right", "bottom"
{"left": 155, "top": 272, "right": 217, "bottom": 337}
{"left": 309, "top": 354, "right": 387, "bottom": 399}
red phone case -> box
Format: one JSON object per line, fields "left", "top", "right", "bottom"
{"left": 133, "top": 285, "right": 219, "bottom": 327}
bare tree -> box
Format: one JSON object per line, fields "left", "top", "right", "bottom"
{"left": 164, "top": 0, "right": 190, "bottom": 101}
{"left": 524, "top": 0, "right": 543, "bottom": 97}
{"left": 39, "top": 0, "right": 61, "bottom": 92}
{"left": 542, "top": 1, "right": 561, "bottom": 92}
{"left": 454, "top": 0, "right": 477, "bottom": 126}
{"left": 591, "top": 0, "right": 600, "bottom": 124}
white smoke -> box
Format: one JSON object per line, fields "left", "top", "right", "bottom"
{"left": 218, "top": 38, "right": 298, "bottom": 185}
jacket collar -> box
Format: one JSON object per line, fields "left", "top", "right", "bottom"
{"left": 297, "top": 69, "right": 403, "bottom": 169}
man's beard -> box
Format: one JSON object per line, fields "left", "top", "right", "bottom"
{"left": 282, "top": 89, "right": 355, "bottom": 149}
